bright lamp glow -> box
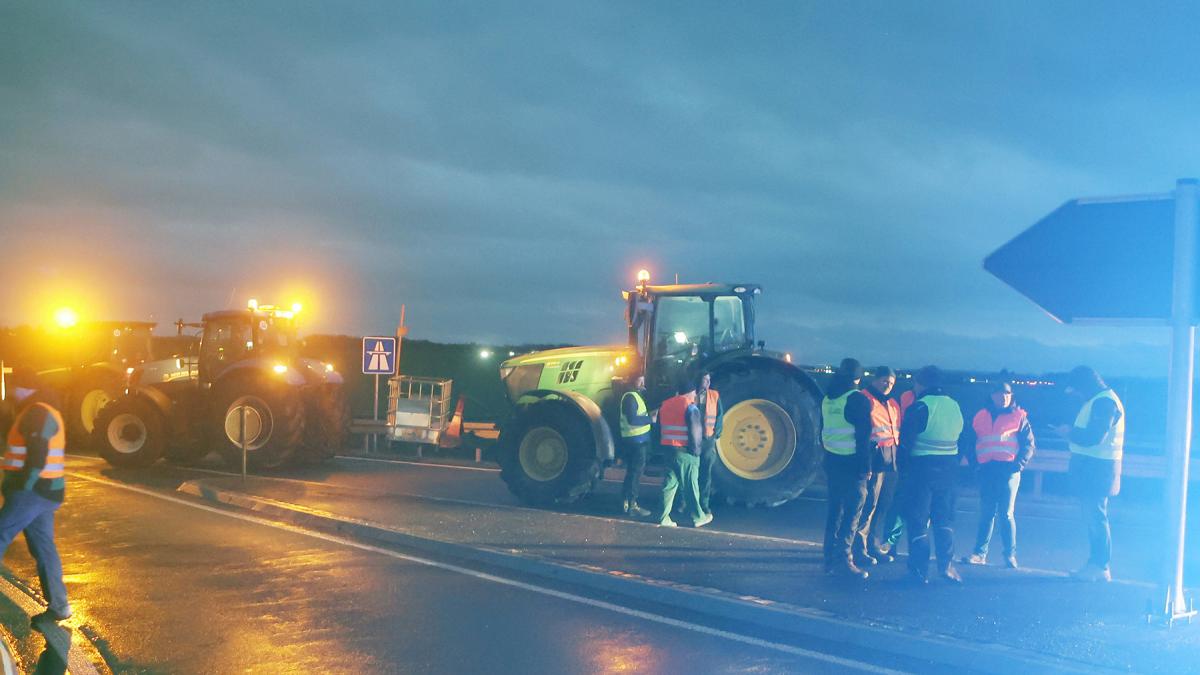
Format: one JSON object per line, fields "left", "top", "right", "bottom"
{"left": 247, "top": 298, "right": 258, "bottom": 310}
{"left": 479, "top": 350, "right": 492, "bottom": 359}
{"left": 637, "top": 269, "right": 650, "bottom": 284}
{"left": 673, "top": 331, "right": 688, "bottom": 345}
{"left": 54, "top": 307, "right": 78, "bottom": 329}
{"left": 272, "top": 364, "right": 288, "bottom": 374}
{"left": 291, "top": 302, "right": 303, "bottom": 313}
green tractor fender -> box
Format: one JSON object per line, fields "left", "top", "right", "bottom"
{"left": 509, "top": 388, "right": 615, "bottom": 463}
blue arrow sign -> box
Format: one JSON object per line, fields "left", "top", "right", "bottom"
{"left": 984, "top": 194, "right": 1179, "bottom": 322}
{"left": 362, "top": 336, "right": 397, "bottom": 375}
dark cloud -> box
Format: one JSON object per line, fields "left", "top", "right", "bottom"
{"left": 0, "top": 1, "right": 1192, "bottom": 375}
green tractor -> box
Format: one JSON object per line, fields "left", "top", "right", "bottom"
{"left": 92, "top": 303, "right": 349, "bottom": 469}
{"left": 34, "top": 321, "right": 157, "bottom": 451}
{"left": 495, "top": 275, "right": 823, "bottom": 508}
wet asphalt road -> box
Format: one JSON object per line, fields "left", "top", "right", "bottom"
{"left": 0, "top": 460, "right": 886, "bottom": 674}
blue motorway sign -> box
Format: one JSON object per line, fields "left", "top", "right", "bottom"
{"left": 362, "top": 336, "right": 398, "bottom": 375}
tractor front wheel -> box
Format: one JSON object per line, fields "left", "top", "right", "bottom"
{"left": 497, "top": 400, "right": 601, "bottom": 506}
{"left": 67, "top": 368, "right": 125, "bottom": 452}
{"left": 93, "top": 397, "right": 167, "bottom": 468}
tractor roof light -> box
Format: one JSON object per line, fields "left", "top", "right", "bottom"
{"left": 54, "top": 307, "right": 78, "bottom": 329}
{"left": 291, "top": 302, "right": 303, "bottom": 314}
{"left": 248, "top": 298, "right": 258, "bottom": 310}
{"left": 636, "top": 269, "right": 650, "bottom": 289}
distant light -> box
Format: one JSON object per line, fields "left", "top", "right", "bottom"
{"left": 54, "top": 307, "right": 78, "bottom": 329}
{"left": 479, "top": 350, "right": 492, "bottom": 359}
{"left": 508, "top": 351, "right": 516, "bottom": 357}
{"left": 247, "top": 298, "right": 258, "bottom": 310}
{"left": 273, "top": 364, "right": 288, "bottom": 374}
{"left": 126, "top": 367, "right": 135, "bottom": 375}
{"left": 291, "top": 302, "right": 303, "bottom": 314}
{"left": 784, "top": 353, "right": 792, "bottom": 363}
{"left": 245, "top": 341, "right": 254, "bottom": 350}
{"left": 969, "top": 377, "right": 976, "bottom": 383}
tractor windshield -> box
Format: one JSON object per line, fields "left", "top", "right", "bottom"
{"left": 253, "top": 315, "right": 299, "bottom": 356}
{"left": 648, "top": 294, "right": 749, "bottom": 391}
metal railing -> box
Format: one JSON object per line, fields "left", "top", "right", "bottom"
{"left": 387, "top": 376, "right": 453, "bottom": 432}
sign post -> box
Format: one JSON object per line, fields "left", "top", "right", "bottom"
{"left": 986, "top": 178, "right": 1199, "bottom": 625}
{"left": 362, "top": 336, "right": 399, "bottom": 453}
{"left": 1162, "top": 178, "right": 1199, "bottom": 624}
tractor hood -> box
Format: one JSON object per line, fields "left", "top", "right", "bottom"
{"left": 500, "top": 344, "right": 637, "bottom": 405}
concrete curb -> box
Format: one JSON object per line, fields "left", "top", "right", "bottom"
{"left": 0, "top": 571, "right": 103, "bottom": 675}
{"left": 179, "top": 479, "right": 1110, "bottom": 675}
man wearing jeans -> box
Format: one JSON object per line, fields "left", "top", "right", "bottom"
{"left": 961, "top": 382, "right": 1036, "bottom": 569}
{"left": 1054, "top": 366, "right": 1124, "bottom": 583}
{"left": 2, "top": 369, "right": 72, "bottom": 625}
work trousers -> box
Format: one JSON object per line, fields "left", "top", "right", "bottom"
{"left": 657, "top": 450, "right": 704, "bottom": 525}
{"left": 698, "top": 440, "right": 717, "bottom": 514}
{"left": 870, "top": 470, "right": 904, "bottom": 552}
{"left": 823, "top": 454, "right": 869, "bottom": 567}
{"left": 1083, "top": 495, "right": 1112, "bottom": 570}
{"left": 0, "top": 491, "right": 69, "bottom": 617}
{"left": 1071, "top": 454, "right": 1119, "bottom": 571}
{"left": 901, "top": 455, "right": 957, "bottom": 576}
{"left": 853, "top": 471, "right": 885, "bottom": 558}
{"left": 621, "top": 439, "right": 648, "bottom": 504}
{"left": 973, "top": 463, "right": 1021, "bottom": 557}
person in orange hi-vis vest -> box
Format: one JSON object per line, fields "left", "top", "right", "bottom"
{"left": 2, "top": 368, "right": 72, "bottom": 626}
{"left": 960, "top": 381, "right": 1035, "bottom": 569}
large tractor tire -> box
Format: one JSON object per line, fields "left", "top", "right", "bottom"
{"left": 496, "top": 399, "right": 602, "bottom": 506}
{"left": 66, "top": 368, "right": 125, "bottom": 452}
{"left": 711, "top": 366, "right": 821, "bottom": 507}
{"left": 212, "top": 378, "right": 305, "bottom": 470}
{"left": 297, "top": 384, "right": 350, "bottom": 464}
{"left": 93, "top": 397, "right": 168, "bottom": 467}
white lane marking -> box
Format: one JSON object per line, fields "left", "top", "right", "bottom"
{"left": 67, "top": 471, "right": 904, "bottom": 675}
{"left": 336, "top": 455, "right": 500, "bottom": 472}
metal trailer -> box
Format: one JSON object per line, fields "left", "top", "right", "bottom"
{"left": 386, "top": 375, "right": 454, "bottom": 448}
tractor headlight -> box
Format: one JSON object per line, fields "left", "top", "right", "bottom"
{"left": 324, "top": 363, "right": 334, "bottom": 373}
{"left": 273, "top": 364, "right": 288, "bottom": 374}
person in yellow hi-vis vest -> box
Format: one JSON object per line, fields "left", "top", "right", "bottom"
{"left": 898, "top": 365, "right": 965, "bottom": 585}
{"left": 1053, "top": 366, "right": 1124, "bottom": 583}
{"left": 2, "top": 369, "right": 72, "bottom": 625}
{"left": 821, "top": 358, "right": 872, "bottom": 580}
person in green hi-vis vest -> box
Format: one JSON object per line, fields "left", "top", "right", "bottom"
{"left": 1053, "top": 366, "right": 1124, "bottom": 583}
{"left": 821, "top": 358, "right": 873, "bottom": 580}
{"left": 898, "top": 365, "right": 965, "bottom": 585}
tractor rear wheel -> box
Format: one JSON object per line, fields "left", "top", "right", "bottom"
{"left": 212, "top": 379, "right": 304, "bottom": 470}
{"left": 93, "top": 397, "right": 167, "bottom": 467}
{"left": 711, "top": 366, "right": 821, "bottom": 507}
{"left": 297, "top": 384, "right": 350, "bottom": 464}
{"left": 67, "top": 368, "right": 125, "bottom": 452}
{"left": 497, "top": 400, "right": 601, "bottom": 506}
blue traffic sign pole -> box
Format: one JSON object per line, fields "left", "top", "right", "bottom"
{"left": 1162, "top": 178, "right": 1199, "bottom": 624}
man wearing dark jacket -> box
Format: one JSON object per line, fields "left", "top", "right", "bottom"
{"left": 654, "top": 378, "right": 710, "bottom": 528}
{"left": 821, "top": 358, "right": 872, "bottom": 579}
{"left": 898, "top": 365, "right": 965, "bottom": 584}
{"left": 619, "top": 375, "right": 653, "bottom": 517}
{"left": 1054, "top": 366, "right": 1124, "bottom": 582}
{"left": 854, "top": 367, "right": 899, "bottom": 567}
{"left": 961, "top": 381, "right": 1035, "bottom": 569}
{"left": 1, "top": 369, "right": 72, "bottom": 625}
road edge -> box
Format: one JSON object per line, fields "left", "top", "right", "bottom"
{"left": 177, "top": 479, "right": 1102, "bottom": 675}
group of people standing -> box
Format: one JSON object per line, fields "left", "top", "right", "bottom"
{"left": 618, "top": 370, "right": 722, "bottom": 528}
{"left": 821, "top": 358, "right": 1125, "bottom": 585}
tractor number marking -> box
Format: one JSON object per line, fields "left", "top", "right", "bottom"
{"left": 557, "top": 360, "right": 584, "bottom": 384}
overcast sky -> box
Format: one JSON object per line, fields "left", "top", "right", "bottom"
{"left": 3, "top": 1, "right": 1197, "bottom": 375}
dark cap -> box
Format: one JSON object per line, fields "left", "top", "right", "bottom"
{"left": 991, "top": 380, "right": 1013, "bottom": 394}
{"left": 915, "top": 365, "right": 942, "bottom": 387}
{"left": 837, "top": 358, "right": 864, "bottom": 380}
{"left": 871, "top": 366, "right": 896, "bottom": 379}
{"left": 1066, "top": 365, "right": 1105, "bottom": 393}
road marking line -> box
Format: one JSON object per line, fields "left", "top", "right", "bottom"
{"left": 336, "top": 455, "right": 501, "bottom": 472}
{"left": 66, "top": 471, "right": 903, "bottom": 674}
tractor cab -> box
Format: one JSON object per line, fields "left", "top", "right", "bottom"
{"left": 624, "top": 275, "right": 760, "bottom": 401}
{"left": 73, "top": 321, "right": 156, "bottom": 368}
{"left": 197, "top": 303, "right": 301, "bottom": 383}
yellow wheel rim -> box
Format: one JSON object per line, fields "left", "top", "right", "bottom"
{"left": 518, "top": 426, "right": 569, "bottom": 482}
{"left": 717, "top": 398, "right": 797, "bottom": 480}
{"left": 80, "top": 389, "right": 112, "bottom": 434}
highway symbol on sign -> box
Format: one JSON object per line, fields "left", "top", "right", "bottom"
{"left": 362, "top": 336, "right": 397, "bottom": 375}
